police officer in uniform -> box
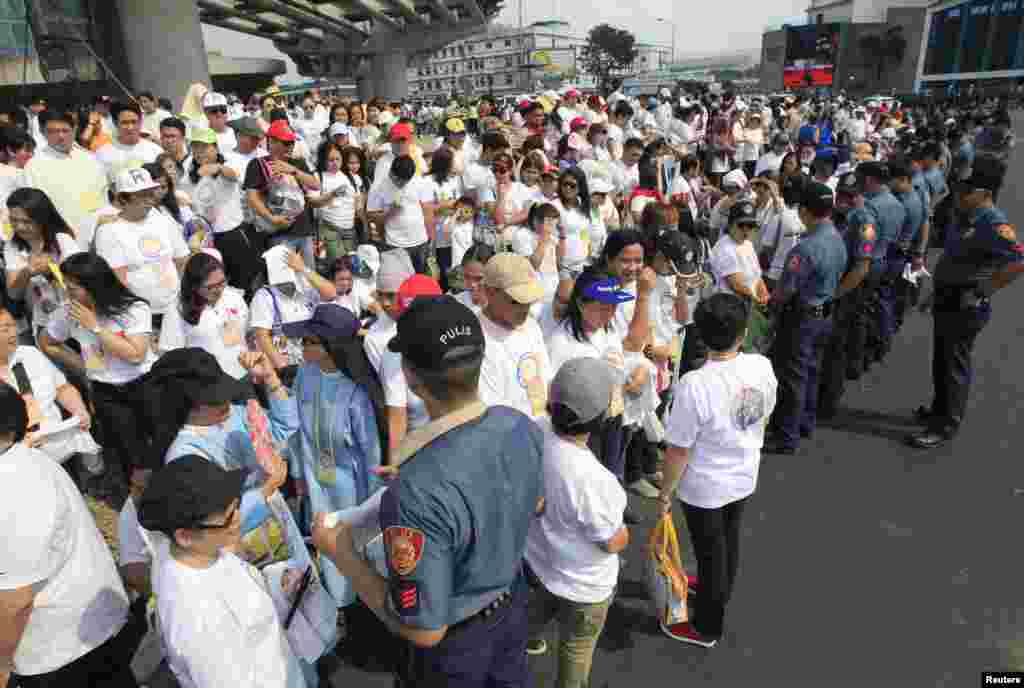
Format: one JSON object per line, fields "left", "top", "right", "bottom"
{"left": 888, "top": 157, "right": 929, "bottom": 330}
{"left": 313, "top": 296, "right": 544, "bottom": 687}
{"left": 766, "top": 182, "right": 848, "bottom": 454}
{"left": 817, "top": 172, "right": 875, "bottom": 419}
{"left": 909, "top": 155, "right": 1024, "bottom": 449}
{"left": 859, "top": 161, "right": 906, "bottom": 366}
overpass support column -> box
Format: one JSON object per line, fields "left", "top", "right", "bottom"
{"left": 114, "top": 0, "right": 211, "bottom": 111}
{"left": 361, "top": 50, "right": 409, "bottom": 101}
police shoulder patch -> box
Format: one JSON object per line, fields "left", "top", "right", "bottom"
{"left": 861, "top": 224, "right": 877, "bottom": 241}
{"left": 384, "top": 526, "right": 426, "bottom": 576}
{"left": 996, "top": 224, "right": 1017, "bottom": 242}
{"left": 392, "top": 579, "right": 420, "bottom": 615}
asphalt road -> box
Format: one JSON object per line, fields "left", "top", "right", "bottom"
{"left": 329, "top": 122, "right": 1024, "bottom": 688}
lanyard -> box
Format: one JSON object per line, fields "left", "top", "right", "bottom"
{"left": 311, "top": 374, "right": 335, "bottom": 466}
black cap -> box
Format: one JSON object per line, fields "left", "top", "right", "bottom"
{"left": 282, "top": 303, "right": 359, "bottom": 340}
{"left": 782, "top": 173, "right": 807, "bottom": 206}
{"left": 728, "top": 201, "right": 758, "bottom": 224}
{"left": 148, "top": 348, "right": 251, "bottom": 405}
{"left": 801, "top": 181, "right": 835, "bottom": 213}
{"left": 960, "top": 154, "right": 1007, "bottom": 193}
{"left": 388, "top": 295, "right": 485, "bottom": 370}
{"left": 887, "top": 157, "right": 913, "bottom": 180}
{"left": 857, "top": 161, "right": 889, "bottom": 181}
{"left": 654, "top": 229, "right": 699, "bottom": 276}
{"left": 137, "top": 455, "right": 245, "bottom": 535}
{"left": 835, "top": 171, "right": 864, "bottom": 195}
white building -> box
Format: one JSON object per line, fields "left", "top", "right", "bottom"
{"left": 806, "top": 0, "right": 928, "bottom": 24}
{"left": 407, "top": 20, "right": 585, "bottom": 99}
{"left": 632, "top": 43, "right": 673, "bottom": 72}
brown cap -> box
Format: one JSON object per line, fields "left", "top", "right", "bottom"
{"left": 482, "top": 253, "right": 545, "bottom": 305}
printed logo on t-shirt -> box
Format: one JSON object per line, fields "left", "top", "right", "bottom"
{"left": 732, "top": 386, "right": 767, "bottom": 432}
{"left": 515, "top": 352, "right": 548, "bottom": 416}
{"left": 138, "top": 235, "right": 165, "bottom": 261}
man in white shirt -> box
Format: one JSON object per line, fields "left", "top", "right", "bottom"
{"left": 372, "top": 121, "right": 416, "bottom": 182}
{"left": 0, "top": 386, "right": 134, "bottom": 686}
{"left": 658, "top": 293, "right": 777, "bottom": 648}
{"left": 202, "top": 92, "right": 238, "bottom": 151}
{"left": 95, "top": 101, "right": 164, "bottom": 182}
{"left": 477, "top": 254, "right": 552, "bottom": 419}
{"left": 754, "top": 133, "right": 791, "bottom": 178}
{"left": 138, "top": 91, "right": 172, "bottom": 140}
{"left": 21, "top": 110, "right": 108, "bottom": 238}
{"left": 216, "top": 117, "right": 268, "bottom": 290}
{"left": 366, "top": 155, "right": 434, "bottom": 274}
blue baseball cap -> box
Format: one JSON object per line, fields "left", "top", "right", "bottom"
{"left": 282, "top": 303, "right": 359, "bottom": 340}
{"left": 583, "top": 278, "right": 635, "bottom": 305}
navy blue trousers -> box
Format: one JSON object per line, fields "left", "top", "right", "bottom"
{"left": 928, "top": 287, "right": 992, "bottom": 435}
{"left": 770, "top": 310, "right": 833, "bottom": 449}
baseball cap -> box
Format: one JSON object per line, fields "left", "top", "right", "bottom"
{"left": 729, "top": 201, "right": 758, "bottom": 225}
{"left": 564, "top": 87, "right": 580, "bottom": 98}
{"left": 655, "top": 229, "right": 699, "bottom": 276}
{"left": 138, "top": 455, "right": 245, "bottom": 535}
{"left": 189, "top": 127, "right": 218, "bottom": 145}
{"left": 230, "top": 116, "right": 264, "bottom": 138}
{"left": 722, "top": 168, "right": 748, "bottom": 191}
{"left": 445, "top": 117, "right": 466, "bottom": 134}
{"left": 549, "top": 357, "right": 616, "bottom": 425}
{"left": 115, "top": 167, "right": 161, "bottom": 194}
{"left": 801, "top": 181, "right": 835, "bottom": 213}
{"left": 856, "top": 161, "right": 889, "bottom": 181}
{"left": 390, "top": 122, "right": 413, "bottom": 142}
{"left": 582, "top": 277, "right": 635, "bottom": 305}
{"left": 570, "top": 116, "right": 588, "bottom": 131}
{"left": 396, "top": 274, "right": 443, "bottom": 315}
{"left": 483, "top": 253, "right": 545, "bottom": 305}
{"left": 282, "top": 303, "right": 360, "bottom": 340}
{"left": 202, "top": 92, "right": 229, "bottom": 110}
{"left": 388, "top": 295, "right": 485, "bottom": 370}
{"left": 328, "top": 122, "right": 351, "bottom": 138}
{"left": 148, "top": 348, "right": 252, "bottom": 406}
{"left": 266, "top": 120, "right": 297, "bottom": 142}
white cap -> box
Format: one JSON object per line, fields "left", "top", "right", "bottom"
{"left": 722, "top": 168, "right": 748, "bottom": 190}
{"left": 329, "top": 122, "right": 351, "bottom": 138}
{"left": 202, "top": 92, "right": 228, "bottom": 109}
{"left": 115, "top": 167, "right": 160, "bottom": 194}
{"left": 542, "top": 90, "right": 560, "bottom": 101}
{"left": 659, "top": 88, "right": 671, "bottom": 97}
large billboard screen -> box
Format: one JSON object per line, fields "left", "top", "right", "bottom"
{"left": 783, "top": 23, "right": 839, "bottom": 87}
{"left": 923, "top": 0, "right": 1024, "bottom": 75}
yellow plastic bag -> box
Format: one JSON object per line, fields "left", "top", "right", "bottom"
{"left": 645, "top": 513, "right": 689, "bottom": 625}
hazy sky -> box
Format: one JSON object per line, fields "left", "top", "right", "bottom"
{"left": 202, "top": 0, "right": 807, "bottom": 76}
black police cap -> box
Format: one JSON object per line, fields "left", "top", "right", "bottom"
{"left": 857, "top": 161, "right": 889, "bottom": 181}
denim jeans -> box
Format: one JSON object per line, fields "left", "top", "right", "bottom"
{"left": 527, "top": 581, "right": 613, "bottom": 688}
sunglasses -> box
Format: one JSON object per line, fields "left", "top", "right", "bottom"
{"left": 191, "top": 502, "right": 239, "bottom": 530}
{"left": 561, "top": 181, "right": 578, "bottom": 189}
{"left": 205, "top": 107, "right": 228, "bottom": 115}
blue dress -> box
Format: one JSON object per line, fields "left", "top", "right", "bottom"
{"left": 289, "top": 363, "right": 383, "bottom": 608}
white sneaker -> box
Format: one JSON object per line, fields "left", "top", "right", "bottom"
{"left": 627, "top": 478, "right": 660, "bottom": 499}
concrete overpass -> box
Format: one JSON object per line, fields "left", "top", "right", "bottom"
{"left": 113, "top": 0, "right": 495, "bottom": 106}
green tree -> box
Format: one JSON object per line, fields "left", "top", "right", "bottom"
{"left": 580, "top": 23, "right": 638, "bottom": 95}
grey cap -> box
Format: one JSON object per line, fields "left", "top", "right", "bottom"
{"left": 377, "top": 249, "right": 415, "bottom": 293}
{"left": 549, "top": 357, "right": 616, "bottom": 424}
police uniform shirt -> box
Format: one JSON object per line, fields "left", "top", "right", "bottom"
{"left": 895, "top": 189, "right": 926, "bottom": 249}
{"left": 378, "top": 403, "right": 544, "bottom": 629}
{"left": 912, "top": 171, "right": 932, "bottom": 211}
{"left": 934, "top": 206, "right": 1024, "bottom": 287}
{"left": 923, "top": 167, "right": 948, "bottom": 202}
{"left": 778, "top": 221, "right": 848, "bottom": 306}
{"left": 864, "top": 187, "right": 907, "bottom": 271}
{"left": 843, "top": 205, "right": 879, "bottom": 272}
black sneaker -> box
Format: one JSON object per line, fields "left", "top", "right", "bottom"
{"left": 526, "top": 638, "right": 547, "bottom": 655}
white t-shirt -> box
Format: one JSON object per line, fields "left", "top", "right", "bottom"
{"left": 79, "top": 204, "right": 120, "bottom": 250}
{"left": 367, "top": 175, "right": 432, "bottom": 248}
{"left": 0, "top": 443, "right": 129, "bottom": 675}
{"left": 214, "top": 127, "right": 238, "bottom": 152}
{"left": 546, "top": 320, "right": 625, "bottom": 379}
{"left": 428, "top": 176, "right": 465, "bottom": 249}
{"left": 510, "top": 228, "right": 558, "bottom": 300}
{"left": 3, "top": 345, "right": 66, "bottom": 428}
{"left": 758, "top": 206, "right": 805, "bottom": 280}
{"left": 553, "top": 202, "right": 592, "bottom": 272}
{"left": 159, "top": 287, "right": 249, "bottom": 379}
{"left": 94, "top": 211, "right": 189, "bottom": 315}
{"left": 334, "top": 279, "right": 375, "bottom": 316}
{"left": 664, "top": 353, "right": 778, "bottom": 509}
{"left": 317, "top": 171, "right": 363, "bottom": 230}
{"left": 47, "top": 300, "right": 156, "bottom": 384}
{"left": 118, "top": 497, "right": 149, "bottom": 567}
{"left": 669, "top": 175, "right": 699, "bottom": 221}
{"left": 186, "top": 171, "right": 243, "bottom": 234}
{"left": 364, "top": 312, "right": 429, "bottom": 430}
{"left": 94, "top": 138, "right": 164, "bottom": 181}
{"left": 710, "top": 234, "right": 761, "bottom": 297}
{"left": 248, "top": 279, "right": 320, "bottom": 367}
{"left": 525, "top": 418, "right": 625, "bottom": 604}
{"left": 650, "top": 274, "right": 683, "bottom": 348}
{"left": 155, "top": 550, "right": 306, "bottom": 688}
{"left": 478, "top": 312, "right": 553, "bottom": 419}
{"left": 3, "top": 233, "right": 81, "bottom": 331}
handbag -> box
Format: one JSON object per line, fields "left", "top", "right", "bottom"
{"left": 645, "top": 513, "right": 689, "bottom": 626}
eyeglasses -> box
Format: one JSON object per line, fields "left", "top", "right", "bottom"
{"left": 191, "top": 503, "right": 239, "bottom": 530}
{"left": 205, "top": 107, "right": 228, "bottom": 115}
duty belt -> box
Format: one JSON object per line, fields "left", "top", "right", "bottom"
{"left": 449, "top": 590, "right": 513, "bottom": 635}
{"left": 785, "top": 301, "right": 833, "bottom": 319}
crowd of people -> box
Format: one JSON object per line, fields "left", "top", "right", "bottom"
{"left": 0, "top": 79, "right": 1020, "bottom": 688}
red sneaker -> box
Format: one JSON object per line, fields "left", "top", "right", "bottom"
{"left": 659, "top": 621, "right": 717, "bottom": 648}
{"left": 686, "top": 575, "right": 699, "bottom": 596}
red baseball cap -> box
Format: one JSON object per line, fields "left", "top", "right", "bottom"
{"left": 266, "top": 120, "right": 297, "bottom": 142}
{"left": 390, "top": 122, "right": 413, "bottom": 142}
{"left": 396, "top": 274, "right": 442, "bottom": 314}
{"left": 570, "top": 116, "right": 589, "bottom": 131}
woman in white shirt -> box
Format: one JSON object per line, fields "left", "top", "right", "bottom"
{"left": 137, "top": 455, "right": 308, "bottom": 688}
{"left": 709, "top": 201, "right": 770, "bottom": 307}
{"left": 332, "top": 255, "right": 376, "bottom": 318}
{"left": 525, "top": 358, "right": 628, "bottom": 680}
{"left": 309, "top": 142, "right": 366, "bottom": 263}
{"left": 41, "top": 251, "right": 156, "bottom": 492}
{"left": 4, "top": 188, "right": 81, "bottom": 355}
{"left": 176, "top": 130, "right": 244, "bottom": 240}
{"left": 423, "top": 146, "right": 464, "bottom": 292}
{"left": 450, "top": 243, "right": 492, "bottom": 315}
{"left": 160, "top": 251, "right": 250, "bottom": 379}
{"left": 553, "top": 168, "right": 593, "bottom": 279}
